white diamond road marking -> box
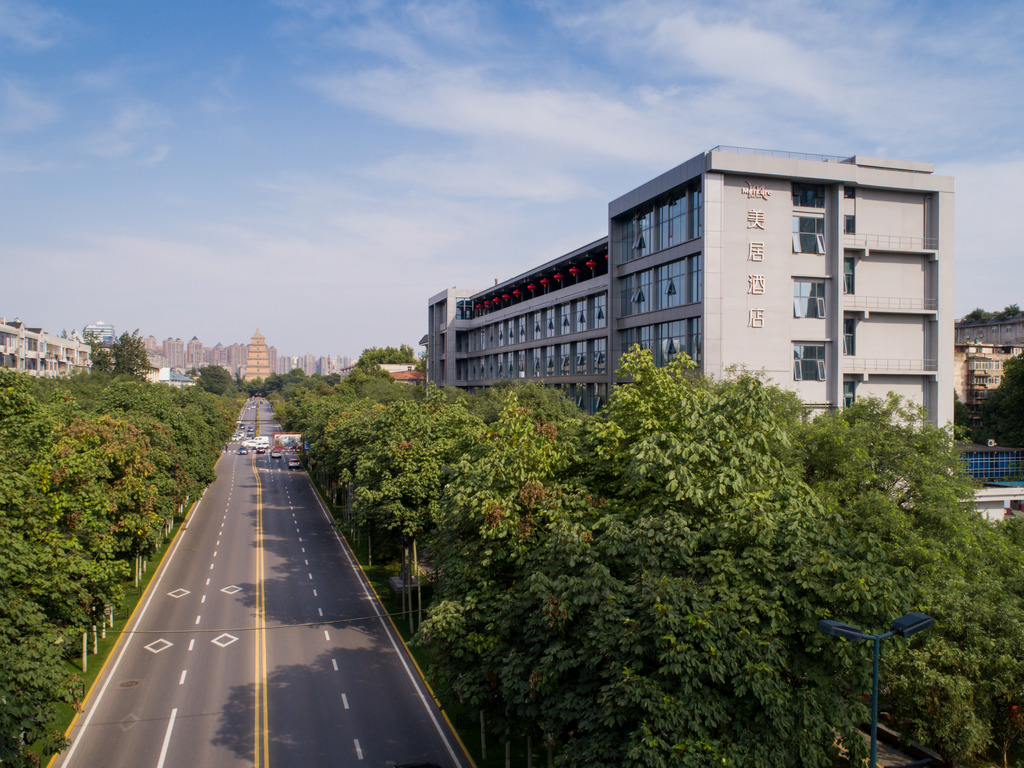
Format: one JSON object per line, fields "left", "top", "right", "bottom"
{"left": 144, "top": 638, "right": 174, "bottom": 654}
{"left": 221, "top": 585, "right": 242, "bottom": 595}
{"left": 212, "top": 633, "right": 239, "bottom": 648}
{"left": 167, "top": 588, "right": 191, "bottom": 599}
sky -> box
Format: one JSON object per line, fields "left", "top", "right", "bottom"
{"left": 2, "top": 0, "right": 1022, "bottom": 361}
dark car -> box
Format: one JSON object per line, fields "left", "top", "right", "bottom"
{"left": 237, "top": 447, "right": 248, "bottom": 455}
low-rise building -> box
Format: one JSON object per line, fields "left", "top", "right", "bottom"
{"left": 0, "top": 317, "right": 91, "bottom": 377}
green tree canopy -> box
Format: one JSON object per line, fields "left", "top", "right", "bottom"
{"left": 980, "top": 354, "right": 1024, "bottom": 447}
{"left": 197, "top": 364, "right": 234, "bottom": 396}
{"left": 421, "top": 350, "right": 905, "bottom": 767}
{"left": 355, "top": 344, "right": 417, "bottom": 368}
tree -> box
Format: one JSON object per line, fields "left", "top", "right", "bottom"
{"left": 355, "top": 344, "right": 417, "bottom": 368}
{"left": 981, "top": 354, "right": 1024, "bottom": 447}
{"left": 83, "top": 330, "right": 111, "bottom": 373}
{"left": 462, "top": 381, "right": 585, "bottom": 429}
{"left": 197, "top": 365, "right": 234, "bottom": 396}
{"left": 421, "top": 350, "right": 905, "bottom": 767}
{"left": 961, "top": 308, "right": 993, "bottom": 323}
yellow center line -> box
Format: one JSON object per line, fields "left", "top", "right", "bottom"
{"left": 252, "top": 455, "right": 269, "bottom": 768}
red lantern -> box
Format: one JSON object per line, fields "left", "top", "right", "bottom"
{"left": 502, "top": 294, "right": 510, "bottom": 301}
{"left": 527, "top": 283, "right": 536, "bottom": 291}
{"left": 484, "top": 299, "right": 491, "bottom": 306}
{"left": 585, "top": 259, "right": 597, "bottom": 270}
{"left": 553, "top": 273, "right": 563, "bottom": 281}
{"left": 512, "top": 289, "right": 521, "bottom": 297}
{"left": 475, "top": 303, "right": 482, "bottom": 309}
{"left": 569, "top": 266, "right": 580, "bottom": 276}
{"left": 539, "top": 278, "right": 549, "bottom": 286}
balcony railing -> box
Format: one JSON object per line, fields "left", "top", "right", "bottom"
{"left": 845, "top": 296, "right": 937, "bottom": 312}
{"left": 845, "top": 233, "right": 938, "bottom": 251}
{"left": 844, "top": 358, "right": 937, "bottom": 372}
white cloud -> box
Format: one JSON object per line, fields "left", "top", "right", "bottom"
{"left": 0, "top": 0, "right": 66, "bottom": 50}
{"left": 307, "top": 66, "right": 684, "bottom": 163}
{"left": 81, "top": 102, "right": 169, "bottom": 159}
{"left": 0, "top": 78, "right": 60, "bottom": 131}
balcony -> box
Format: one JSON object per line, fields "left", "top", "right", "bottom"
{"left": 845, "top": 233, "right": 938, "bottom": 252}
{"left": 844, "top": 295, "right": 937, "bottom": 314}
{"left": 844, "top": 358, "right": 937, "bottom": 374}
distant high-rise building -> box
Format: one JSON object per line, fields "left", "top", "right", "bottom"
{"left": 277, "top": 355, "right": 294, "bottom": 374}
{"left": 245, "top": 329, "right": 272, "bottom": 380}
{"left": 296, "top": 353, "right": 317, "bottom": 376}
{"left": 163, "top": 338, "right": 185, "bottom": 370}
{"left": 267, "top": 346, "right": 277, "bottom": 376}
{"left": 227, "top": 343, "right": 248, "bottom": 378}
{"left": 84, "top": 320, "right": 115, "bottom": 345}
{"left": 186, "top": 336, "right": 203, "bottom": 371}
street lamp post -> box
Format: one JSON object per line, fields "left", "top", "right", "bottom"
{"left": 818, "top": 612, "right": 935, "bottom": 768}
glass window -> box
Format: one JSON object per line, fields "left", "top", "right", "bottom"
{"left": 792, "top": 216, "right": 825, "bottom": 254}
{"left": 623, "top": 270, "right": 652, "bottom": 316}
{"left": 614, "top": 181, "right": 701, "bottom": 264}
{"left": 591, "top": 293, "right": 607, "bottom": 329}
{"left": 575, "top": 342, "right": 588, "bottom": 374}
{"left": 532, "top": 312, "right": 542, "bottom": 341}
{"left": 518, "top": 316, "right": 526, "bottom": 343}
{"left": 844, "top": 215, "right": 856, "bottom": 234}
{"left": 656, "top": 320, "right": 686, "bottom": 366}
{"left": 574, "top": 299, "right": 588, "bottom": 333}
{"left": 843, "top": 380, "right": 856, "bottom": 407}
{"left": 793, "top": 344, "right": 826, "bottom": 381}
{"left": 844, "top": 257, "right": 855, "bottom": 295}
{"left": 793, "top": 280, "right": 826, "bottom": 318}
{"left": 792, "top": 183, "right": 826, "bottom": 208}
{"left": 560, "top": 343, "right": 571, "bottom": 376}
{"left": 545, "top": 346, "right": 555, "bottom": 375}
{"left": 531, "top": 348, "right": 541, "bottom": 377}
{"left": 592, "top": 337, "right": 607, "bottom": 374}
{"left": 687, "top": 254, "right": 702, "bottom": 303}
{"left": 844, "top": 187, "right": 856, "bottom": 199}
{"left": 656, "top": 259, "right": 685, "bottom": 310}
{"left": 844, "top": 318, "right": 856, "bottom": 356}
{"left": 687, "top": 317, "right": 702, "bottom": 365}
{"left": 558, "top": 304, "right": 571, "bottom": 335}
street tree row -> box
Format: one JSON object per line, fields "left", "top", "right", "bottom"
{"left": 0, "top": 370, "right": 235, "bottom": 765}
{"left": 280, "top": 350, "right": 1024, "bottom": 768}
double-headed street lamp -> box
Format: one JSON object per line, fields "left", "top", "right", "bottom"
{"left": 818, "top": 612, "right": 935, "bottom": 768}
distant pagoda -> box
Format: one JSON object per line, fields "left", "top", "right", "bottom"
{"left": 244, "top": 329, "right": 272, "bottom": 380}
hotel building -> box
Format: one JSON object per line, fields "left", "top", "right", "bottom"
{"left": 427, "top": 146, "right": 954, "bottom": 425}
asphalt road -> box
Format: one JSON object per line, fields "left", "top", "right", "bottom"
{"left": 51, "top": 398, "right": 469, "bottom": 768}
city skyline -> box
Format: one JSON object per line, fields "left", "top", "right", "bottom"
{"left": 2, "top": 1, "right": 1023, "bottom": 354}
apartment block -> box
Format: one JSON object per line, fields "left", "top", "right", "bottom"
{"left": 954, "top": 343, "right": 1023, "bottom": 428}
{"left": 1, "top": 317, "right": 91, "bottom": 377}
{"left": 427, "top": 146, "right": 954, "bottom": 425}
